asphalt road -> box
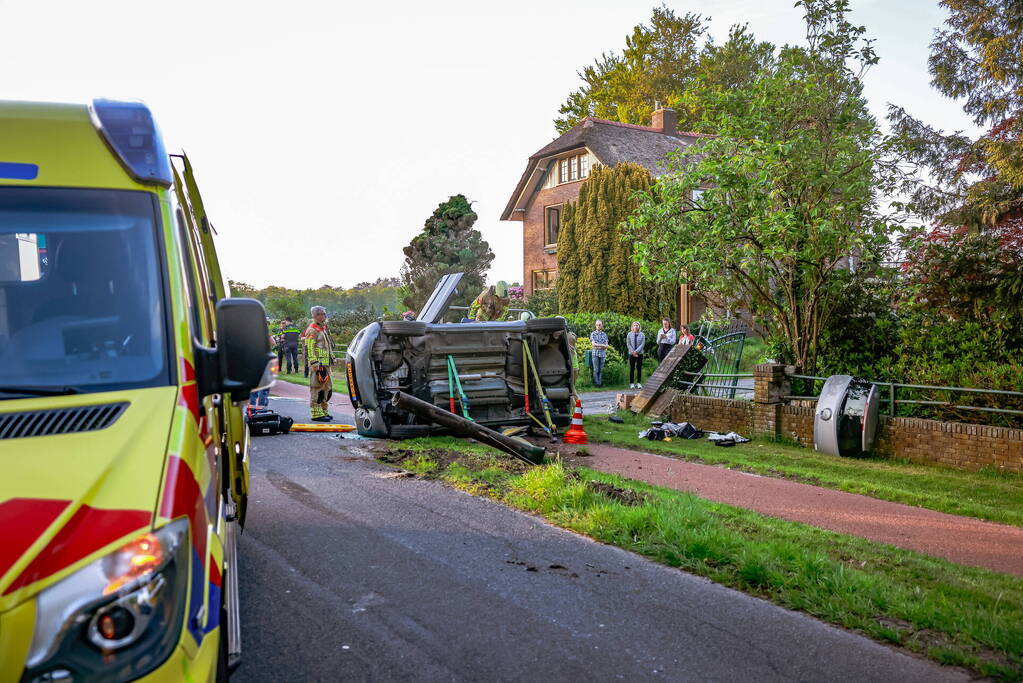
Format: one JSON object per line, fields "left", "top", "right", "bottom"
{"left": 234, "top": 396, "right": 965, "bottom": 682}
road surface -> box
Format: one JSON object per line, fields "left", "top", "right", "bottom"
{"left": 234, "top": 395, "right": 964, "bottom": 682}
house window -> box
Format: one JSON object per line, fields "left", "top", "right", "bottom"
{"left": 545, "top": 206, "right": 560, "bottom": 245}
{"left": 532, "top": 269, "right": 557, "bottom": 291}
{"left": 692, "top": 188, "right": 705, "bottom": 203}
{"left": 556, "top": 153, "right": 590, "bottom": 184}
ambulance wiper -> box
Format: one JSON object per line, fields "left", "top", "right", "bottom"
{"left": 0, "top": 385, "right": 83, "bottom": 397}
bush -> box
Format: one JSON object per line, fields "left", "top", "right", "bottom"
{"left": 561, "top": 313, "right": 663, "bottom": 358}
{"left": 574, "top": 338, "right": 626, "bottom": 387}
{"left": 525, "top": 287, "right": 559, "bottom": 317}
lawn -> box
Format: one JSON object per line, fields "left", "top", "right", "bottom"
{"left": 376, "top": 437, "right": 1023, "bottom": 680}
{"left": 276, "top": 369, "right": 348, "bottom": 394}
{"left": 584, "top": 411, "right": 1023, "bottom": 528}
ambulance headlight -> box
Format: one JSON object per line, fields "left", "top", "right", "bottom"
{"left": 89, "top": 99, "right": 173, "bottom": 187}
{"left": 23, "top": 518, "right": 190, "bottom": 682}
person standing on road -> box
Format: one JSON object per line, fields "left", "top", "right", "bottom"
{"left": 305, "top": 306, "right": 334, "bottom": 422}
{"left": 278, "top": 317, "right": 302, "bottom": 374}
{"left": 656, "top": 318, "right": 676, "bottom": 362}
{"left": 589, "top": 320, "right": 609, "bottom": 388}
{"left": 627, "top": 321, "right": 645, "bottom": 390}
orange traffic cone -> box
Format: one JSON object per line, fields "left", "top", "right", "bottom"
{"left": 562, "top": 398, "right": 588, "bottom": 444}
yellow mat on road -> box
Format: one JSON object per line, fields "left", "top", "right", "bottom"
{"left": 290, "top": 423, "right": 357, "bottom": 432}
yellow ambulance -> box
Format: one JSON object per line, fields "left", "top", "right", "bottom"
{"left": 0, "top": 99, "right": 273, "bottom": 681}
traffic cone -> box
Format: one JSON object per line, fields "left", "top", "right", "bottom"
{"left": 562, "top": 399, "right": 588, "bottom": 444}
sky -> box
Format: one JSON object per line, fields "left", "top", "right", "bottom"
{"left": 0, "top": 0, "right": 978, "bottom": 290}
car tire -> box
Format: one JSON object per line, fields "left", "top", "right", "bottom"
{"left": 388, "top": 423, "right": 433, "bottom": 439}
{"left": 525, "top": 317, "right": 567, "bottom": 332}
{"left": 380, "top": 321, "right": 428, "bottom": 336}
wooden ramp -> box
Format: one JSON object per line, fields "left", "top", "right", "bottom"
{"left": 630, "top": 344, "right": 705, "bottom": 414}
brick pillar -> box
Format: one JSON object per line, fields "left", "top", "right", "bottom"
{"left": 752, "top": 363, "right": 798, "bottom": 439}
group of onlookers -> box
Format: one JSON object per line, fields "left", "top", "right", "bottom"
{"left": 588, "top": 318, "right": 695, "bottom": 389}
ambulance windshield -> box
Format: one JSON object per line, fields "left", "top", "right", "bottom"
{"left": 0, "top": 187, "right": 170, "bottom": 396}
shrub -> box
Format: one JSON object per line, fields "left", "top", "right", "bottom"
{"left": 561, "top": 313, "right": 663, "bottom": 358}
{"left": 574, "top": 338, "right": 626, "bottom": 387}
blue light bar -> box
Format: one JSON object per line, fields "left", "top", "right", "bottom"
{"left": 0, "top": 162, "right": 39, "bottom": 180}
{"left": 89, "top": 99, "right": 172, "bottom": 187}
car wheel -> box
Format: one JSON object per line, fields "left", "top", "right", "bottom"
{"left": 525, "top": 317, "right": 567, "bottom": 332}
{"left": 380, "top": 320, "right": 428, "bottom": 336}
{"left": 388, "top": 423, "right": 434, "bottom": 439}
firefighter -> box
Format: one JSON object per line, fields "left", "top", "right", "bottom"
{"left": 468, "top": 280, "right": 510, "bottom": 321}
{"left": 305, "top": 305, "right": 334, "bottom": 421}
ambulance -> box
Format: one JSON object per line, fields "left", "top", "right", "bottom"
{"left": 0, "top": 100, "right": 274, "bottom": 681}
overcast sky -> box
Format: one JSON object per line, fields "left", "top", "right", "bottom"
{"left": 1, "top": 0, "right": 976, "bottom": 289}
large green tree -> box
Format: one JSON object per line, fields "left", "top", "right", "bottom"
{"left": 888, "top": 0, "right": 1023, "bottom": 324}
{"left": 555, "top": 8, "right": 774, "bottom": 134}
{"left": 557, "top": 163, "right": 668, "bottom": 318}
{"left": 400, "top": 194, "right": 494, "bottom": 311}
{"left": 627, "top": 0, "right": 897, "bottom": 372}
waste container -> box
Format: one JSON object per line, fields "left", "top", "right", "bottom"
{"left": 813, "top": 375, "right": 880, "bottom": 457}
{"left": 584, "top": 349, "right": 593, "bottom": 368}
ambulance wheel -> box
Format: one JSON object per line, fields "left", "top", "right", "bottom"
{"left": 526, "top": 317, "right": 567, "bottom": 332}
{"left": 380, "top": 321, "right": 428, "bottom": 336}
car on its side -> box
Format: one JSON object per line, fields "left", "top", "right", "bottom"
{"left": 346, "top": 274, "right": 576, "bottom": 438}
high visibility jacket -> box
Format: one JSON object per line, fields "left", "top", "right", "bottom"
{"left": 278, "top": 326, "right": 302, "bottom": 344}
{"left": 305, "top": 322, "right": 333, "bottom": 366}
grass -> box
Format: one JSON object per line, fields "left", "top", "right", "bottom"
{"left": 584, "top": 410, "right": 1023, "bottom": 528}
{"left": 276, "top": 370, "right": 348, "bottom": 394}
{"left": 379, "top": 438, "right": 1023, "bottom": 680}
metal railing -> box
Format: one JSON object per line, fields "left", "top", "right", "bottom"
{"left": 785, "top": 374, "right": 1023, "bottom": 418}
{"left": 675, "top": 371, "right": 754, "bottom": 396}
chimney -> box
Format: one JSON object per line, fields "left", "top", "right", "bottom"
{"left": 651, "top": 107, "right": 677, "bottom": 135}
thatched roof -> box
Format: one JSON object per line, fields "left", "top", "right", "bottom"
{"left": 501, "top": 117, "right": 710, "bottom": 221}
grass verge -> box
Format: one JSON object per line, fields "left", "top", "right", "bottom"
{"left": 377, "top": 437, "right": 1023, "bottom": 680}
{"left": 584, "top": 411, "right": 1023, "bottom": 528}
{"left": 276, "top": 370, "right": 348, "bottom": 393}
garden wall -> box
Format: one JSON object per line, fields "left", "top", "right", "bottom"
{"left": 652, "top": 362, "right": 1023, "bottom": 473}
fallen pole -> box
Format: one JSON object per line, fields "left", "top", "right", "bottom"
{"left": 390, "top": 391, "right": 545, "bottom": 465}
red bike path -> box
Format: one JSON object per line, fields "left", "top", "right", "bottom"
{"left": 270, "top": 379, "right": 1022, "bottom": 577}
{"left": 555, "top": 442, "right": 1023, "bottom": 577}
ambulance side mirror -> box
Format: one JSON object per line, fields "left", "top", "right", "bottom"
{"left": 195, "top": 298, "right": 276, "bottom": 400}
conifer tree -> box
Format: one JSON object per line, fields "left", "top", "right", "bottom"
{"left": 400, "top": 195, "right": 494, "bottom": 311}
{"left": 556, "top": 163, "right": 662, "bottom": 318}
{"left": 555, "top": 203, "right": 580, "bottom": 312}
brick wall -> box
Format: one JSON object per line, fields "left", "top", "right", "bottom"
{"left": 658, "top": 364, "right": 1023, "bottom": 472}
{"left": 522, "top": 182, "right": 585, "bottom": 295}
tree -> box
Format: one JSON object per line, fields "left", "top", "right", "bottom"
{"left": 555, "top": 9, "right": 774, "bottom": 135}
{"left": 400, "top": 195, "right": 494, "bottom": 311}
{"left": 228, "top": 280, "right": 258, "bottom": 298}
{"left": 888, "top": 0, "right": 1023, "bottom": 328}
{"left": 557, "top": 163, "right": 668, "bottom": 318}
{"left": 627, "top": 0, "right": 897, "bottom": 372}
{"left": 889, "top": 0, "right": 1023, "bottom": 232}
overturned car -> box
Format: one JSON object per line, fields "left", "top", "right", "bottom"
{"left": 346, "top": 274, "right": 576, "bottom": 438}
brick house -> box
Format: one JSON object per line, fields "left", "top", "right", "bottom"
{"left": 500, "top": 107, "right": 710, "bottom": 320}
